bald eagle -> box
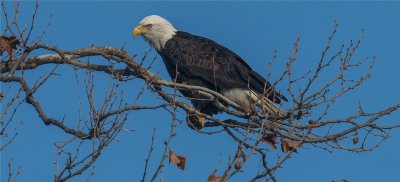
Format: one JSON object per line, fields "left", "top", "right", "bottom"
{"left": 133, "top": 15, "right": 287, "bottom": 128}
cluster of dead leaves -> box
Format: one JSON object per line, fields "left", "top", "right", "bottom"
{"left": 262, "top": 133, "right": 302, "bottom": 153}
{"left": 169, "top": 135, "right": 304, "bottom": 181}
{"left": 0, "top": 35, "right": 20, "bottom": 57}
{"left": 169, "top": 143, "right": 245, "bottom": 182}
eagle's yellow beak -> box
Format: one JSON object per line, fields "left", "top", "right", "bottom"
{"left": 133, "top": 25, "right": 142, "bottom": 37}
{"left": 133, "top": 25, "right": 149, "bottom": 37}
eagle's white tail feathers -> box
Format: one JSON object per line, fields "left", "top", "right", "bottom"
{"left": 248, "top": 90, "right": 286, "bottom": 117}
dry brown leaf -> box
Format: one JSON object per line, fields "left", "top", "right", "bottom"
{"left": 169, "top": 150, "right": 186, "bottom": 171}
{"left": 234, "top": 160, "right": 243, "bottom": 170}
{"left": 235, "top": 142, "right": 244, "bottom": 158}
{"left": 0, "top": 36, "right": 9, "bottom": 56}
{"left": 309, "top": 120, "right": 317, "bottom": 125}
{"left": 353, "top": 136, "right": 359, "bottom": 144}
{"left": 207, "top": 173, "right": 223, "bottom": 182}
{"left": 287, "top": 140, "right": 302, "bottom": 149}
{"left": 0, "top": 36, "right": 20, "bottom": 56}
{"left": 280, "top": 139, "right": 301, "bottom": 153}
{"left": 281, "top": 139, "right": 289, "bottom": 153}
{"left": 261, "top": 133, "right": 277, "bottom": 150}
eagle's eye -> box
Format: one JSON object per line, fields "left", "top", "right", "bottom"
{"left": 143, "top": 24, "right": 153, "bottom": 29}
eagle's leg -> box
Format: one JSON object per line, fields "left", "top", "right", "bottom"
{"left": 186, "top": 112, "right": 205, "bottom": 130}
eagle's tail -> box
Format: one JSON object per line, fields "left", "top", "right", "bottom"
{"left": 248, "top": 90, "right": 286, "bottom": 117}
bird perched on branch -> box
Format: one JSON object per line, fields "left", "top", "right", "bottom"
{"left": 133, "top": 15, "right": 287, "bottom": 129}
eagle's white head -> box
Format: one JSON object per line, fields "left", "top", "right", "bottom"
{"left": 133, "top": 15, "right": 177, "bottom": 51}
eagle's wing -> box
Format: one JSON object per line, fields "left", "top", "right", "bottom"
{"left": 161, "top": 31, "right": 287, "bottom": 104}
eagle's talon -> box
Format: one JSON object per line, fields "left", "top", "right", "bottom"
{"left": 186, "top": 113, "right": 205, "bottom": 130}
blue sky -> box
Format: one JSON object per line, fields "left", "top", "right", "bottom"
{"left": 1, "top": 1, "right": 400, "bottom": 182}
